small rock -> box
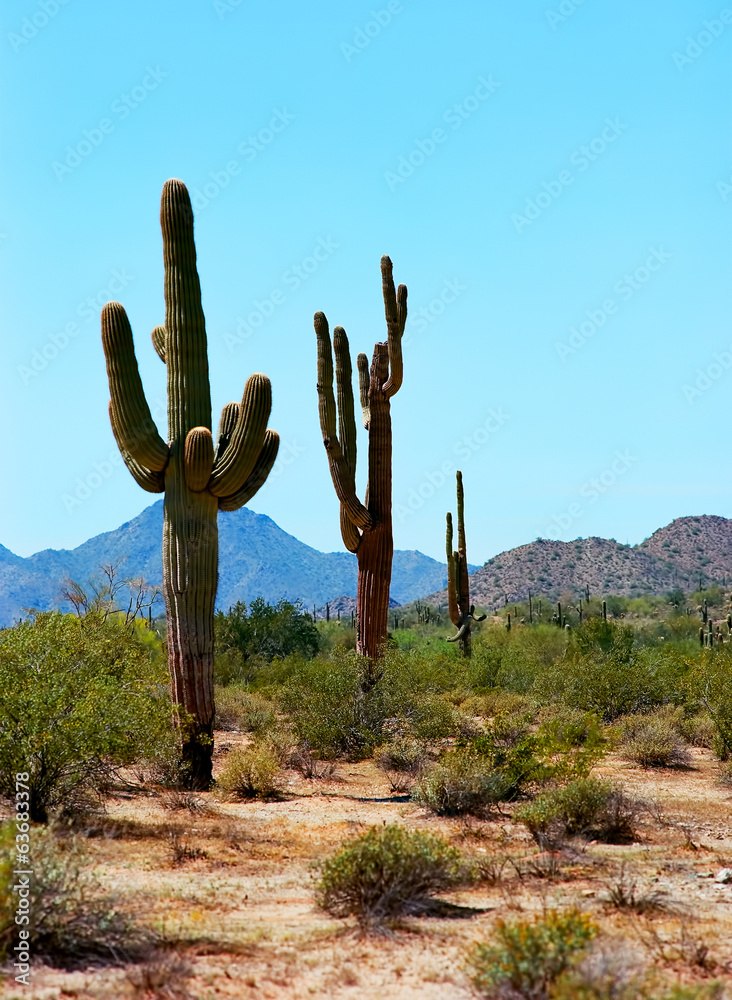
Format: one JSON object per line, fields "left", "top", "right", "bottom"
{"left": 714, "top": 868, "right": 732, "bottom": 883}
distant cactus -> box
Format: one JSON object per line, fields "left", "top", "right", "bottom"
{"left": 445, "top": 471, "right": 486, "bottom": 656}
{"left": 315, "top": 257, "right": 407, "bottom": 686}
{"left": 101, "top": 180, "right": 278, "bottom": 788}
{"left": 602, "top": 600, "right": 607, "bottom": 621}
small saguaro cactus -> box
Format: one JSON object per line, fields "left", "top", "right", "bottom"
{"left": 315, "top": 256, "right": 407, "bottom": 684}
{"left": 101, "top": 179, "right": 279, "bottom": 788}
{"left": 445, "top": 470, "right": 486, "bottom": 656}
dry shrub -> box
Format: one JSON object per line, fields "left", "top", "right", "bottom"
{"left": 618, "top": 712, "right": 693, "bottom": 769}
{"left": 515, "top": 778, "right": 643, "bottom": 848}
{"left": 1, "top": 822, "right": 153, "bottom": 967}
{"left": 214, "top": 686, "right": 277, "bottom": 734}
{"left": 315, "top": 823, "right": 469, "bottom": 928}
{"left": 412, "top": 749, "right": 510, "bottom": 817}
{"left": 215, "top": 741, "right": 282, "bottom": 799}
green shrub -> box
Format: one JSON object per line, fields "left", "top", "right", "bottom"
{"left": 617, "top": 713, "right": 692, "bottom": 769}
{"left": 468, "top": 908, "right": 598, "bottom": 999}
{"left": 0, "top": 822, "right": 149, "bottom": 965}
{"left": 214, "top": 686, "right": 277, "bottom": 734}
{"left": 0, "top": 612, "right": 173, "bottom": 822}
{"left": 412, "top": 750, "right": 512, "bottom": 816}
{"left": 315, "top": 824, "right": 468, "bottom": 927}
{"left": 215, "top": 741, "right": 282, "bottom": 799}
{"left": 688, "top": 647, "right": 732, "bottom": 760}
{"left": 374, "top": 736, "right": 430, "bottom": 776}
{"left": 515, "top": 778, "right": 641, "bottom": 847}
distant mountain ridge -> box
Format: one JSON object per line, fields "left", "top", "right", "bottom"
{"left": 0, "top": 501, "right": 457, "bottom": 627}
{"left": 427, "top": 515, "right": 732, "bottom": 608}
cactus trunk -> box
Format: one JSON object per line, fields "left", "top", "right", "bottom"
{"left": 102, "top": 179, "right": 278, "bottom": 789}
{"left": 315, "top": 258, "right": 407, "bottom": 682}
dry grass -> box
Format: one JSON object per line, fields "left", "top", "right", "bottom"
{"left": 2, "top": 741, "right": 732, "bottom": 998}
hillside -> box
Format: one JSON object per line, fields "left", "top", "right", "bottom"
{"left": 426, "top": 515, "right": 732, "bottom": 609}
{"left": 0, "top": 502, "right": 453, "bottom": 627}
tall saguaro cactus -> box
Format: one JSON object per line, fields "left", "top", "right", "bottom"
{"left": 446, "top": 471, "right": 486, "bottom": 657}
{"left": 315, "top": 256, "right": 407, "bottom": 684}
{"left": 101, "top": 179, "right": 279, "bottom": 788}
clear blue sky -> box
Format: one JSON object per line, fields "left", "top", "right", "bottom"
{"left": 1, "top": 0, "right": 730, "bottom": 564}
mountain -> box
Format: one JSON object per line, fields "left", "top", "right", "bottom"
{"left": 0, "top": 502, "right": 454, "bottom": 627}
{"left": 426, "top": 515, "right": 732, "bottom": 609}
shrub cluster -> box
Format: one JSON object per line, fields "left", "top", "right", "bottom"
{"left": 315, "top": 824, "right": 469, "bottom": 927}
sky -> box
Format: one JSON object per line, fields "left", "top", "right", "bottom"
{"left": 1, "top": 0, "right": 730, "bottom": 565}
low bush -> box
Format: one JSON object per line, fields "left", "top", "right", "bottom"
{"left": 412, "top": 750, "right": 512, "bottom": 817}
{"left": 215, "top": 741, "right": 282, "bottom": 799}
{"left": 0, "top": 822, "right": 150, "bottom": 966}
{"left": 617, "top": 713, "right": 692, "bottom": 769}
{"left": 0, "top": 612, "right": 173, "bottom": 822}
{"left": 468, "top": 907, "right": 598, "bottom": 999}
{"left": 315, "top": 824, "right": 468, "bottom": 927}
{"left": 374, "top": 736, "right": 430, "bottom": 776}
{"left": 214, "top": 686, "right": 277, "bottom": 734}
{"left": 515, "top": 778, "right": 642, "bottom": 847}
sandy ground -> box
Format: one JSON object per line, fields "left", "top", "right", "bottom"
{"left": 2, "top": 739, "right": 732, "bottom": 999}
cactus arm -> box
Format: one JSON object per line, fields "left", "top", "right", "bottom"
{"left": 447, "top": 619, "right": 471, "bottom": 643}
{"left": 184, "top": 427, "right": 215, "bottom": 491}
{"left": 446, "top": 513, "right": 460, "bottom": 627}
{"left": 101, "top": 302, "right": 169, "bottom": 471}
{"left": 151, "top": 325, "right": 166, "bottom": 363}
{"left": 218, "top": 430, "right": 279, "bottom": 511}
{"left": 214, "top": 402, "right": 239, "bottom": 459}
{"left": 381, "top": 256, "right": 407, "bottom": 399}
{"left": 208, "top": 374, "right": 271, "bottom": 496}
{"left": 456, "top": 472, "right": 471, "bottom": 607}
{"left": 333, "top": 326, "right": 362, "bottom": 552}
{"left": 109, "top": 401, "right": 165, "bottom": 493}
{"left": 315, "top": 311, "right": 373, "bottom": 532}
{"left": 357, "top": 353, "right": 370, "bottom": 428}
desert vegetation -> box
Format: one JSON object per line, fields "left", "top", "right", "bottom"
{"left": 2, "top": 585, "right": 732, "bottom": 996}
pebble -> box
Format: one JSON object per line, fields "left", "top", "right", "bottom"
{"left": 714, "top": 868, "right": 732, "bottom": 883}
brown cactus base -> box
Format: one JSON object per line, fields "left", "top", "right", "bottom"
{"left": 179, "top": 722, "right": 214, "bottom": 790}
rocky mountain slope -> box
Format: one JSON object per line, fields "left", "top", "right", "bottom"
{"left": 426, "top": 515, "right": 732, "bottom": 609}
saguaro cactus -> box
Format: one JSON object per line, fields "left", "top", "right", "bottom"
{"left": 315, "top": 256, "right": 406, "bottom": 684}
{"left": 101, "top": 179, "right": 278, "bottom": 788}
{"left": 446, "top": 471, "right": 486, "bottom": 656}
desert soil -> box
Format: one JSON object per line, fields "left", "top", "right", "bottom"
{"left": 2, "top": 739, "right": 732, "bottom": 999}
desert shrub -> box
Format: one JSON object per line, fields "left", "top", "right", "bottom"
{"left": 214, "top": 686, "right": 277, "bottom": 734}
{"left": 315, "top": 824, "right": 468, "bottom": 927}
{"left": 0, "top": 612, "right": 173, "bottom": 822}
{"left": 412, "top": 750, "right": 514, "bottom": 816}
{"left": 0, "top": 822, "right": 149, "bottom": 966}
{"left": 688, "top": 647, "right": 732, "bottom": 760}
{"left": 214, "top": 597, "right": 320, "bottom": 684}
{"left": 674, "top": 710, "right": 716, "bottom": 749}
{"left": 374, "top": 736, "right": 430, "bottom": 776}
{"left": 617, "top": 713, "right": 692, "bottom": 769}
{"left": 215, "top": 741, "right": 282, "bottom": 799}
{"left": 278, "top": 649, "right": 462, "bottom": 760}
{"left": 718, "top": 762, "right": 732, "bottom": 787}
{"left": 461, "top": 691, "right": 537, "bottom": 719}
{"left": 515, "top": 778, "right": 641, "bottom": 847}
{"left": 468, "top": 908, "right": 598, "bottom": 999}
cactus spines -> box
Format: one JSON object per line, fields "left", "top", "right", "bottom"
{"left": 315, "top": 256, "right": 407, "bottom": 681}
{"left": 445, "top": 471, "right": 486, "bottom": 656}
{"left": 101, "top": 179, "right": 278, "bottom": 788}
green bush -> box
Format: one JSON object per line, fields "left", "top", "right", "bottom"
{"left": 617, "top": 713, "right": 692, "bottom": 769}
{"left": 468, "top": 908, "right": 598, "bottom": 999}
{"left": 374, "top": 736, "right": 430, "bottom": 776}
{"left": 0, "top": 822, "right": 149, "bottom": 965}
{"left": 0, "top": 612, "right": 173, "bottom": 822}
{"left": 412, "top": 750, "right": 513, "bottom": 816}
{"left": 214, "top": 686, "right": 277, "bottom": 734}
{"left": 515, "top": 778, "right": 641, "bottom": 847}
{"left": 214, "top": 598, "right": 320, "bottom": 685}
{"left": 315, "top": 824, "right": 468, "bottom": 927}
{"left": 688, "top": 647, "right": 732, "bottom": 760}
{"left": 215, "top": 741, "right": 282, "bottom": 799}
